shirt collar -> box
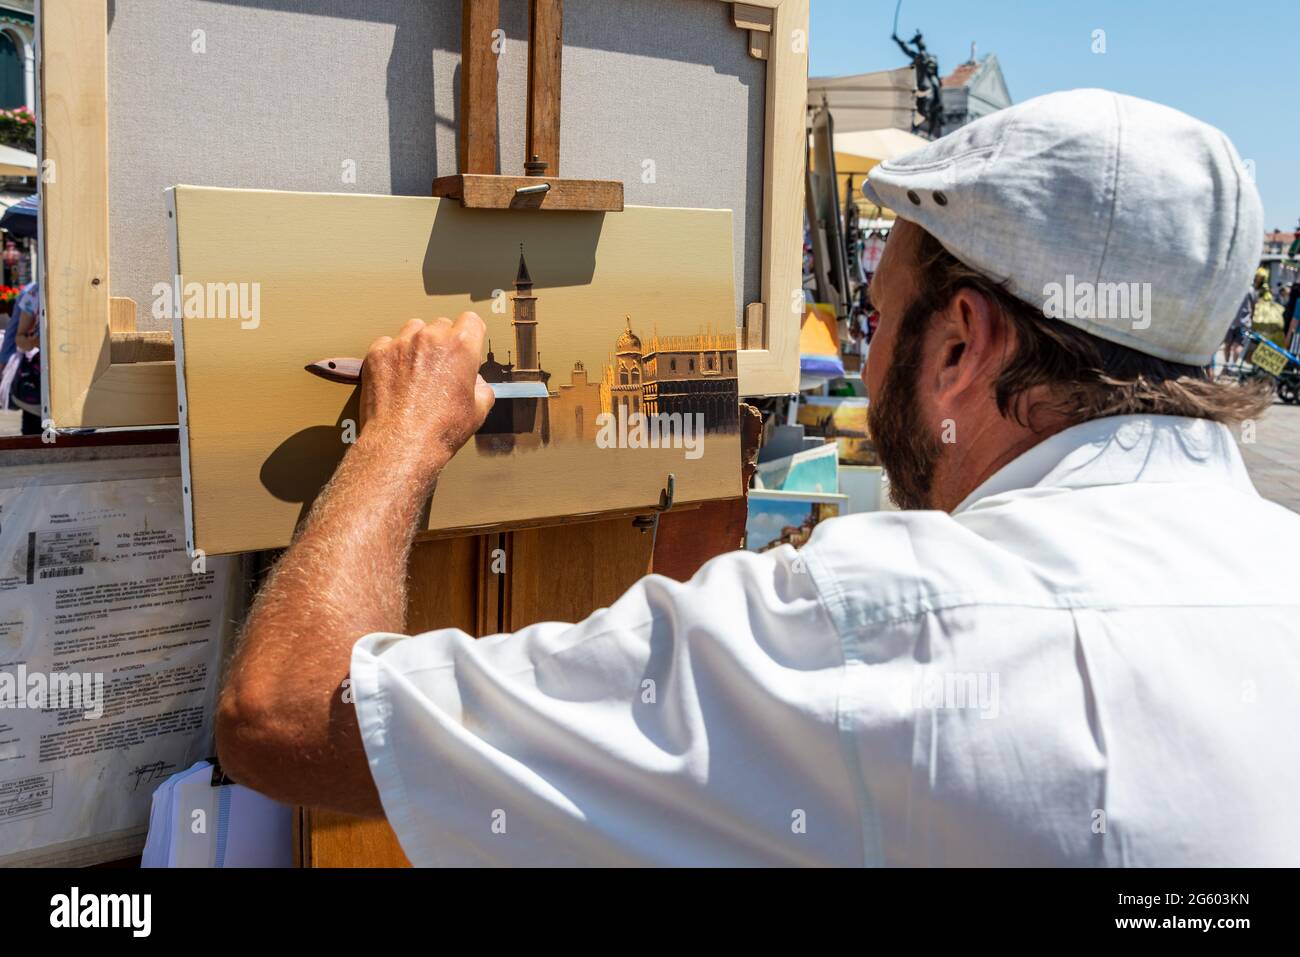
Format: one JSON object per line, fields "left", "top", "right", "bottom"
{"left": 951, "top": 414, "right": 1257, "bottom": 515}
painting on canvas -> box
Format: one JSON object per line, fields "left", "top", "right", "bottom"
{"left": 745, "top": 490, "right": 847, "bottom": 552}
{"left": 169, "top": 187, "right": 741, "bottom": 555}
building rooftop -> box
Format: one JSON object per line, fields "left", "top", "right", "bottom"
{"left": 942, "top": 60, "right": 981, "bottom": 89}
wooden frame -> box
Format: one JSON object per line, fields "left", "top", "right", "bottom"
{"left": 733, "top": 0, "right": 809, "bottom": 396}
{"left": 37, "top": 0, "right": 807, "bottom": 429}
{"left": 37, "top": 0, "right": 178, "bottom": 429}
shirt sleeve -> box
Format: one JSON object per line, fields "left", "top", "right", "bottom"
{"left": 349, "top": 545, "right": 867, "bottom": 866}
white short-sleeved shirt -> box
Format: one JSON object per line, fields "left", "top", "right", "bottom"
{"left": 351, "top": 414, "right": 1300, "bottom": 866}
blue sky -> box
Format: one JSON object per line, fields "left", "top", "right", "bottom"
{"left": 810, "top": 0, "right": 1300, "bottom": 232}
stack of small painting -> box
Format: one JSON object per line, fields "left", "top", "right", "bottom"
{"left": 792, "top": 396, "right": 877, "bottom": 465}
{"left": 745, "top": 490, "right": 848, "bottom": 553}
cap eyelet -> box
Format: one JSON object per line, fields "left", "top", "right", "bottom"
{"left": 933, "top": 191, "right": 949, "bottom": 206}
{"left": 906, "top": 190, "right": 922, "bottom": 205}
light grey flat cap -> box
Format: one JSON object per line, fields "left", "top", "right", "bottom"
{"left": 863, "top": 88, "right": 1263, "bottom": 365}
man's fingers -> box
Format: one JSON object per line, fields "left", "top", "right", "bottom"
{"left": 454, "top": 310, "right": 485, "bottom": 333}
{"left": 364, "top": 336, "right": 393, "bottom": 377}
{"left": 474, "top": 374, "right": 496, "bottom": 416}
{"left": 398, "top": 318, "right": 426, "bottom": 340}
{"left": 452, "top": 310, "right": 483, "bottom": 340}
{"left": 449, "top": 312, "right": 486, "bottom": 361}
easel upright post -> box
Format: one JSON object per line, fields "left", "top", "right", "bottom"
{"left": 525, "top": 0, "right": 563, "bottom": 176}
{"left": 433, "top": 0, "right": 620, "bottom": 211}
{"left": 459, "top": 0, "right": 500, "bottom": 174}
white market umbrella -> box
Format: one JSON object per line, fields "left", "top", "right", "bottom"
{"left": 831, "top": 127, "right": 931, "bottom": 164}
{"left": 0, "top": 143, "right": 37, "bottom": 177}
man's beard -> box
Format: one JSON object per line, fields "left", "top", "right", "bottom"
{"left": 868, "top": 303, "right": 946, "bottom": 510}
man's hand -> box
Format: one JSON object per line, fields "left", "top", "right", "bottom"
{"left": 359, "top": 312, "right": 496, "bottom": 479}
{"left": 216, "top": 312, "right": 495, "bottom": 816}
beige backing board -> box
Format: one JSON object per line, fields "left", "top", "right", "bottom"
{"left": 41, "top": 0, "right": 806, "bottom": 431}
{"left": 170, "top": 186, "right": 742, "bottom": 556}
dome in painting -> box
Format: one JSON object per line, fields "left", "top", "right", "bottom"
{"left": 616, "top": 316, "right": 642, "bottom": 353}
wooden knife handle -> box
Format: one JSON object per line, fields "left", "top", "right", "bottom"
{"left": 305, "top": 357, "right": 363, "bottom": 383}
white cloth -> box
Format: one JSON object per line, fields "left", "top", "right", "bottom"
{"left": 352, "top": 414, "right": 1300, "bottom": 866}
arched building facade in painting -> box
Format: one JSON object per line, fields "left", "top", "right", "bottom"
{"left": 600, "top": 318, "right": 739, "bottom": 432}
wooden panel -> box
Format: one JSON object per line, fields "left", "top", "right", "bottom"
{"left": 39, "top": 0, "right": 179, "bottom": 428}
{"left": 432, "top": 173, "right": 623, "bottom": 211}
{"left": 525, "top": 0, "right": 564, "bottom": 176}
{"left": 733, "top": 2, "right": 775, "bottom": 31}
{"left": 0, "top": 428, "right": 178, "bottom": 454}
{"left": 736, "top": 0, "right": 808, "bottom": 397}
{"left": 459, "top": 0, "right": 500, "bottom": 174}
{"left": 407, "top": 534, "right": 488, "bottom": 636}
{"left": 109, "top": 296, "right": 137, "bottom": 334}
{"left": 477, "top": 531, "right": 508, "bottom": 633}
{"left": 108, "top": 295, "right": 175, "bottom": 363}
{"left": 40, "top": 0, "right": 111, "bottom": 427}
{"left": 171, "top": 186, "right": 741, "bottom": 556}
{"left": 81, "top": 361, "right": 178, "bottom": 423}
{"left": 302, "top": 535, "right": 485, "bottom": 868}
{"left": 109, "top": 331, "right": 174, "bottom": 364}
{"left": 742, "top": 301, "right": 764, "bottom": 350}
{"left": 300, "top": 809, "right": 412, "bottom": 868}
{"left": 651, "top": 401, "right": 762, "bottom": 579}
{"left": 505, "top": 516, "right": 654, "bottom": 628}
{"left": 652, "top": 497, "right": 746, "bottom": 579}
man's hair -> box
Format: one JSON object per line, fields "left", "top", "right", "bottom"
{"left": 908, "top": 228, "right": 1273, "bottom": 429}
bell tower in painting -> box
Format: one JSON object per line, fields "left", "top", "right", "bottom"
{"left": 511, "top": 244, "right": 541, "bottom": 381}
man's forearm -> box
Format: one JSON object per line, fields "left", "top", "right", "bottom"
{"left": 215, "top": 312, "right": 492, "bottom": 814}
{"left": 216, "top": 429, "right": 447, "bottom": 814}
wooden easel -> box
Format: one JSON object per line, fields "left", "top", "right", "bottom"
{"left": 298, "top": 0, "right": 758, "bottom": 867}
{"left": 433, "top": 0, "right": 623, "bottom": 211}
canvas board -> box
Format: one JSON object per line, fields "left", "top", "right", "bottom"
{"left": 169, "top": 186, "right": 741, "bottom": 556}
{"left": 745, "top": 489, "right": 846, "bottom": 552}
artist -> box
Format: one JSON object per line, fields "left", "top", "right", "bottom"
{"left": 216, "top": 89, "right": 1300, "bottom": 865}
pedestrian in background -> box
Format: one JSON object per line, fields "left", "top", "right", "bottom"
{"left": 1222, "top": 287, "right": 1256, "bottom": 374}
{"left": 0, "top": 280, "right": 40, "bottom": 435}
{"left": 1285, "top": 281, "right": 1300, "bottom": 354}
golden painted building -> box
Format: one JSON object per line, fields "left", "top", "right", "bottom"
{"left": 549, "top": 360, "right": 603, "bottom": 442}
{"left": 599, "top": 318, "right": 739, "bottom": 431}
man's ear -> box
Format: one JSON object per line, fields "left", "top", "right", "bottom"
{"left": 928, "top": 288, "right": 1006, "bottom": 408}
